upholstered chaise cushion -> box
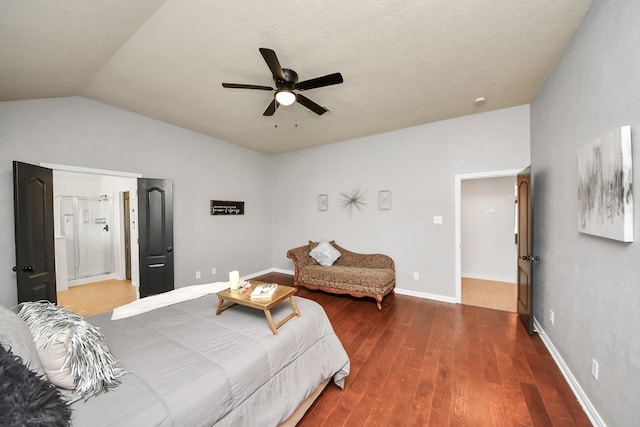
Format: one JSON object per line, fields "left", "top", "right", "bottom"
{"left": 300, "top": 264, "right": 395, "bottom": 295}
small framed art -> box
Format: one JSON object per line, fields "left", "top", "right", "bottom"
{"left": 318, "top": 194, "right": 328, "bottom": 211}
{"left": 378, "top": 190, "right": 391, "bottom": 210}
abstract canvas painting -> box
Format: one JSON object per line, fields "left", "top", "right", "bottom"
{"left": 578, "top": 126, "right": 633, "bottom": 242}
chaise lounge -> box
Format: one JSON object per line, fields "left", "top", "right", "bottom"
{"left": 287, "top": 241, "right": 395, "bottom": 309}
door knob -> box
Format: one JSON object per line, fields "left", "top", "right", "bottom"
{"left": 167, "top": 246, "right": 172, "bottom": 252}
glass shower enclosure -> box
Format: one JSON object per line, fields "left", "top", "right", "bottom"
{"left": 57, "top": 195, "right": 113, "bottom": 281}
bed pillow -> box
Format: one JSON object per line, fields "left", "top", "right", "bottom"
{"left": 0, "top": 343, "right": 71, "bottom": 427}
{"left": 17, "top": 301, "right": 125, "bottom": 399}
{"left": 0, "top": 305, "right": 45, "bottom": 377}
{"left": 309, "top": 240, "right": 341, "bottom": 266}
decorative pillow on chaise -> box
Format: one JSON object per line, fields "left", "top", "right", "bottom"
{"left": 17, "top": 301, "right": 125, "bottom": 399}
{"left": 0, "top": 343, "right": 71, "bottom": 427}
{"left": 310, "top": 240, "right": 342, "bottom": 266}
{"left": 0, "top": 304, "right": 45, "bottom": 376}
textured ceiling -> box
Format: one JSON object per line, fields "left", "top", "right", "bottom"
{"left": 0, "top": 0, "right": 592, "bottom": 154}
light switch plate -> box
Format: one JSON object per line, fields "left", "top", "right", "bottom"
{"left": 433, "top": 216, "right": 443, "bottom": 224}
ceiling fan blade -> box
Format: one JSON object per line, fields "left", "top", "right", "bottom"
{"left": 259, "top": 48, "right": 286, "bottom": 81}
{"left": 296, "top": 73, "right": 343, "bottom": 91}
{"left": 263, "top": 98, "right": 278, "bottom": 116}
{"left": 296, "top": 94, "right": 328, "bottom": 115}
{"left": 222, "top": 83, "right": 273, "bottom": 91}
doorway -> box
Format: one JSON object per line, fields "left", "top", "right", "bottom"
{"left": 52, "top": 169, "right": 138, "bottom": 287}
{"left": 44, "top": 164, "right": 141, "bottom": 314}
{"left": 454, "top": 169, "right": 522, "bottom": 311}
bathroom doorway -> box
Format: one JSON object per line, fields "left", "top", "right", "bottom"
{"left": 50, "top": 167, "right": 139, "bottom": 293}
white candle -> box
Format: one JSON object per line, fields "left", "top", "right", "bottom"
{"left": 229, "top": 270, "right": 240, "bottom": 289}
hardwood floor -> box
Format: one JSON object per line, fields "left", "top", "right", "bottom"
{"left": 57, "top": 272, "right": 590, "bottom": 425}
{"left": 255, "top": 272, "right": 591, "bottom": 427}
{"left": 57, "top": 279, "right": 137, "bottom": 317}
{"left": 462, "top": 277, "right": 517, "bottom": 313}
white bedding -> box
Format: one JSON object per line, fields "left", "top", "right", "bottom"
{"left": 111, "top": 282, "right": 230, "bottom": 320}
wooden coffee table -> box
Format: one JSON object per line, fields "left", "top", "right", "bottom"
{"left": 216, "top": 283, "right": 301, "bottom": 335}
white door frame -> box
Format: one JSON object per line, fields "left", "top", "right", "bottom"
{"left": 454, "top": 168, "right": 523, "bottom": 303}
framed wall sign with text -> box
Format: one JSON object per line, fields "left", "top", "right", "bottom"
{"left": 211, "top": 200, "right": 245, "bottom": 215}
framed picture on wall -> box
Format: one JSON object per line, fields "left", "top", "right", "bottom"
{"left": 378, "top": 190, "right": 391, "bottom": 210}
{"left": 577, "top": 126, "right": 633, "bottom": 242}
{"left": 318, "top": 194, "right": 328, "bottom": 211}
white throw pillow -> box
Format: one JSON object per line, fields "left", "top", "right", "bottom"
{"left": 36, "top": 330, "right": 75, "bottom": 389}
{"left": 310, "top": 240, "right": 341, "bottom": 266}
{"left": 17, "top": 301, "right": 125, "bottom": 398}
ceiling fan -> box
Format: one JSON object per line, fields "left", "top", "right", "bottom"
{"left": 222, "top": 48, "right": 343, "bottom": 117}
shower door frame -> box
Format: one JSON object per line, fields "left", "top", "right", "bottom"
{"left": 61, "top": 195, "right": 114, "bottom": 281}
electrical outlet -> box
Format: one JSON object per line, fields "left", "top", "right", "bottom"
{"left": 591, "top": 359, "right": 599, "bottom": 380}
{"left": 195, "top": 271, "right": 201, "bottom": 279}
{"left": 413, "top": 272, "right": 419, "bottom": 280}
{"left": 550, "top": 310, "right": 554, "bottom": 325}
{"left": 212, "top": 268, "right": 216, "bottom": 275}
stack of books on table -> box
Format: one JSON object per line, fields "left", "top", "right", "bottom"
{"left": 250, "top": 283, "right": 278, "bottom": 300}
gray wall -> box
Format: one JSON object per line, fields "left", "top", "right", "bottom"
{"left": 531, "top": 0, "right": 640, "bottom": 424}
{"left": 1, "top": 100, "right": 529, "bottom": 306}
{"left": 271, "top": 105, "right": 530, "bottom": 299}
{"left": 0, "top": 96, "right": 273, "bottom": 307}
{"left": 461, "top": 176, "right": 517, "bottom": 283}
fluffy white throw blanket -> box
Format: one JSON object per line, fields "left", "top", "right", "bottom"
{"left": 111, "top": 282, "right": 230, "bottom": 320}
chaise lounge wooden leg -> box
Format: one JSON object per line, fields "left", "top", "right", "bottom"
{"left": 376, "top": 295, "right": 382, "bottom": 310}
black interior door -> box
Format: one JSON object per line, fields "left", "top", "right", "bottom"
{"left": 138, "top": 178, "right": 174, "bottom": 298}
{"left": 13, "top": 161, "right": 56, "bottom": 303}
{"left": 517, "top": 166, "right": 537, "bottom": 335}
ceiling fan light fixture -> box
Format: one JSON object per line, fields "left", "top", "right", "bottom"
{"left": 275, "top": 90, "right": 296, "bottom": 106}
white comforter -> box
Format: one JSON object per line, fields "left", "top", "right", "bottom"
{"left": 111, "top": 282, "right": 230, "bottom": 320}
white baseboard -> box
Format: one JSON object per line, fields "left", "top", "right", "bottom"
{"left": 270, "top": 268, "right": 294, "bottom": 275}
{"left": 462, "top": 273, "right": 516, "bottom": 284}
{"left": 68, "top": 273, "right": 118, "bottom": 287}
{"left": 533, "top": 318, "right": 606, "bottom": 427}
{"left": 243, "top": 268, "right": 294, "bottom": 280}
{"left": 394, "top": 287, "right": 457, "bottom": 304}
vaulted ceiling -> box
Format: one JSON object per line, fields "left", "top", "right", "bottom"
{"left": 0, "top": 0, "right": 593, "bottom": 154}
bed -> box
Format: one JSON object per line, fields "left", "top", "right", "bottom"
{"left": 1, "top": 293, "right": 350, "bottom": 427}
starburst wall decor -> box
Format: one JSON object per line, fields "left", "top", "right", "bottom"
{"left": 339, "top": 188, "right": 367, "bottom": 217}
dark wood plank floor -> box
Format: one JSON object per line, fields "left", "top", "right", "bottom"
{"left": 254, "top": 272, "right": 591, "bottom": 427}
